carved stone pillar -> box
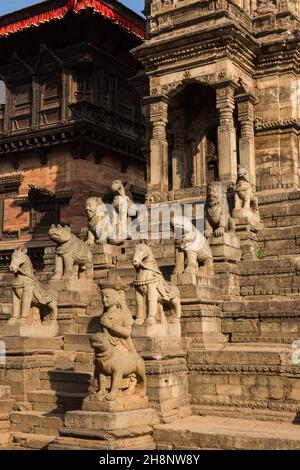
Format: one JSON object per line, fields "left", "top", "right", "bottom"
{"left": 216, "top": 83, "right": 238, "bottom": 186}
{"left": 172, "top": 109, "right": 185, "bottom": 190}
{"left": 236, "top": 93, "right": 257, "bottom": 188}
{"left": 144, "top": 95, "right": 169, "bottom": 193}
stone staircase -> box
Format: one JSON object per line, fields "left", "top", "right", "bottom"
{"left": 6, "top": 370, "right": 92, "bottom": 450}
{"left": 1, "top": 196, "right": 300, "bottom": 449}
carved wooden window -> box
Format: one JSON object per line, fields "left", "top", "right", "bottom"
{"left": 0, "top": 175, "right": 23, "bottom": 239}
{"left": 40, "top": 74, "right": 61, "bottom": 125}
{"left": 30, "top": 202, "right": 60, "bottom": 234}
{"left": 102, "top": 74, "right": 111, "bottom": 109}
{"left": 12, "top": 82, "right": 32, "bottom": 131}
{"left": 117, "top": 81, "right": 133, "bottom": 119}
{"left": 76, "top": 71, "right": 92, "bottom": 101}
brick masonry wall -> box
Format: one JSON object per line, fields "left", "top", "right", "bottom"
{"left": 1, "top": 147, "right": 145, "bottom": 238}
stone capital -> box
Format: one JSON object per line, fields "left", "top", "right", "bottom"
{"left": 143, "top": 94, "right": 169, "bottom": 123}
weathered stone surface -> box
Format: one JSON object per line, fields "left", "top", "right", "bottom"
{"left": 153, "top": 416, "right": 300, "bottom": 450}
{"left": 1, "top": 324, "right": 59, "bottom": 338}
{"left": 64, "top": 409, "right": 159, "bottom": 431}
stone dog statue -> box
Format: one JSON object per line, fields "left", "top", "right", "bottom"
{"left": 89, "top": 332, "right": 146, "bottom": 402}
{"left": 204, "top": 182, "right": 235, "bottom": 238}
{"left": 235, "top": 166, "right": 259, "bottom": 215}
{"left": 9, "top": 247, "right": 58, "bottom": 325}
{"left": 49, "top": 224, "right": 93, "bottom": 280}
{"left": 171, "top": 214, "right": 214, "bottom": 275}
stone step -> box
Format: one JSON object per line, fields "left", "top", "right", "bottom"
{"left": 10, "top": 411, "right": 64, "bottom": 436}
{"left": 40, "top": 370, "right": 91, "bottom": 383}
{"left": 222, "top": 298, "right": 300, "bottom": 319}
{"left": 0, "top": 385, "right": 11, "bottom": 399}
{"left": 12, "top": 431, "right": 56, "bottom": 450}
{"left": 0, "top": 400, "right": 15, "bottom": 413}
{"left": 258, "top": 226, "right": 300, "bottom": 242}
{"left": 0, "top": 413, "right": 11, "bottom": 432}
{"left": 0, "top": 433, "right": 11, "bottom": 448}
{"left": 27, "top": 390, "right": 86, "bottom": 413}
{"left": 63, "top": 334, "right": 93, "bottom": 352}
{"left": 154, "top": 415, "right": 300, "bottom": 450}
{"left": 40, "top": 378, "right": 90, "bottom": 394}
{"left": 49, "top": 434, "right": 156, "bottom": 450}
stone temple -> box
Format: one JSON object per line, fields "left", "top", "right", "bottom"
{"left": 0, "top": 0, "right": 300, "bottom": 451}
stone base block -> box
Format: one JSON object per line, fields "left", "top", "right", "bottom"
{"left": 0, "top": 323, "right": 59, "bottom": 338}
{"left": 132, "top": 323, "right": 181, "bottom": 339}
{"left": 209, "top": 233, "right": 241, "bottom": 262}
{"left": 92, "top": 243, "right": 121, "bottom": 268}
{"left": 49, "top": 279, "right": 99, "bottom": 308}
{"left": 176, "top": 273, "right": 220, "bottom": 301}
{"left": 182, "top": 302, "right": 226, "bottom": 347}
{"left": 133, "top": 337, "right": 189, "bottom": 358}
{"left": 233, "top": 208, "right": 263, "bottom": 231}
{"left": 49, "top": 433, "right": 155, "bottom": 450}
{"left": 82, "top": 395, "right": 149, "bottom": 413}
{"left": 64, "top": 408, "right": 158, "bottom": 431}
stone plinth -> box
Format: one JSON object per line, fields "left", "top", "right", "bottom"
{"left": 0, "top": 323, "right": 59, "bottom": 338}
{"left": 181, "top": 302, "right": 226, "bottom": 348}
{"left": 132, "top": 323, "right": 181, "bottom": 339}
{"left": 49, "top": 408, "right": 158, "bottom": 450}
{"left": 133, "top": 336, "right": 191, "bottom": 423}
{"left": 209, "top": 233, "right": 241, "bottom": 263}
{"left": 82, "top": 395, "right": 149, "bottom": 413}
{"left": 49, "top": 279, "right": 99, "bottom": 308}
{"left": 233, "top": 208, "right": 263, "bottom": 231}
{"left": 91, "top": 243, "right": 121, "bottom": 269}
{"left": 233, "top": 209, "right": 263, "bottom": 260}
{"left": 0, "top": 336, "right": 59, "bottom": 403}
{"left": 174, "top": 273, "right": 219, "bottom": 301}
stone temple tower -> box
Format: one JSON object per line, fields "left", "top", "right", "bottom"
{"left": 133, "top": 0, "right": 300, "bottom": 201}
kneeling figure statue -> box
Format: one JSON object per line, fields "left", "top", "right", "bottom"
{"left": 87, "top": 273, "right": 146, "bottom": 402}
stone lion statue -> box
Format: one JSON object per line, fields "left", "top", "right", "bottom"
{"left": 88, "top": 332, "right": 146, "bottom": 402}
{"left": 171, "top": 214, "right": 214, "bottom": 275}
{"left": 235, "top": 166, "right": 259, "bottom": 215}
{"left": 49, "top": 224, "right": 93, "bottom": 280}
{"left": 204, "top": 182, "right": 235, "bottom": 238}
{"left": 85, "top": 196, "right": 113, "bottom": 245}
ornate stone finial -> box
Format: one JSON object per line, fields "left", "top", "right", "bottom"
{"left": 132, "top": 242, "right": 181, "bottom": 326}
{"left": 204, "top": 182, "right": 235, "bottom": 238}
{"left": 8, "top": 247, "right": 58, "bottom": 330}
{"left": 49, "top": 224, "right": 93, "bottom": 280}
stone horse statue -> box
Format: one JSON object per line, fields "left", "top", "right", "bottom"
{"left": 9, "top": 247, "right": 58, "bottom": 325}
{"left": 133, "top": 243, "right": 181, "bottom": 325}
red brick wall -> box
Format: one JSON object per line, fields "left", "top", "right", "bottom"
{"left": 1, "top": 147, "right": 145, "bottom": 241}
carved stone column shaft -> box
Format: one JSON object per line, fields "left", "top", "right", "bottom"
{"left": 144, "top": 95, "right": 169, "bottom": 193}
{"left": 236, "top": 94, "right": 257, "bottom": 188}
{"left": 216, "top": 83, "right": 238, "bottom": 186}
